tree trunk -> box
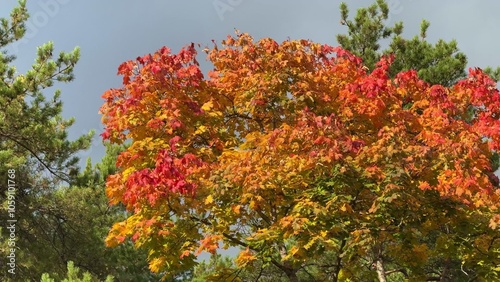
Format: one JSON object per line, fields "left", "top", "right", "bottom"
{"left": 375, "top": 259, "right": 387, "bottom": 282}
{"left": 284, "top": 269, "right": 299, "bottom": 282}
{"left": 332, "top": 239, "right": 346, "bottom": 282}
{"left": 440, "top": 258, "right": 450, "bottom": 281}
{"left": 276, "top": 243, "right": 300, "bottom": 282}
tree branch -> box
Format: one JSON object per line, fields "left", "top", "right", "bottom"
{"left": 0, "top": 131, "right": 71, "bottom": 183}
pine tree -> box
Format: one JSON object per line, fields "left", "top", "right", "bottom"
{"left": 1, "top": 3, "right": 161, "bottom": 280}
{"left": 40, "top": 261, "right": 114, "bottom": 282}
{"left": 0, "top": 1, "right": 92, "bottom": 280}
{"left": 337, "top": 0, "right": 469, "bottom": 86}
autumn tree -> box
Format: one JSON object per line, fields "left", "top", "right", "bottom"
{"left": 101, "top": 29, "right": 500, "bottom": 281}
{"left": 191, "top": 253, "right": 327, "bottom": 282}
{"left": 337, "top": 2, "right": 500, "bottom": 280}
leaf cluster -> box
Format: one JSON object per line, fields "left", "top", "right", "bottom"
{"left": 101, "top": 30, "right": 500, "bottom": 281}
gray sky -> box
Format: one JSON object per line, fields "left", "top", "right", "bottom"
{"left": 2, "top": 0, "right": 500, "bottom": 165}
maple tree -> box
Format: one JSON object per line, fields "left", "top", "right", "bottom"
{"left": 101, "top": 32, "right": 500, "bottom": 280}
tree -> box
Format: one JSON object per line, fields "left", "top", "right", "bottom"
{"left": 336, "top": 2, "right": 500, "bottom": 280}
{"left": 101, "top": 30, "right": 500, "bottom": 281}
{"left": 41, "top": 261, "right": 114, "bottom": 282}
{"left": 0, "top": 1, "right": 91, "bottom": 183}
{"left": 24, "top": 144, "right": 161, "bottom": 281}
{"left": 337, "top": 0, "right": 469, "bottom": 87}
{"left": 192, "top": 254, "right": 241, "bottom": 282}
{"left": 0, "top": 2, "right": 154, "bottom": 281}
{"left": 192, "top": 253, "right": 318, "bottom": 282}
{"left": 0, "top": 1, "right": 94, "bottom": 280}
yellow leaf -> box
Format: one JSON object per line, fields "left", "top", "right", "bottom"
{"left": 249, "top": 200, "right": 256, "bottom": 209}
{"left": 205, "top": 195, "right": 214, "bottom": 205}
{"left": 208, "top": 111, "right": 223, "bottom": 117}
{"left": 201, "top": 100, "right": 223, "bottom": 117}
{"left": 195, "top": 125, "right": 208, "bottom": 135}
{"left": 340, "top": 203, "right": 352, "bottom": 213}
{"left": 149, "top": 257, "right": 166, "bottom": 273}
{"left": 201, "top": 100, "right": 214, "bottom": 111}
{"left": 304, "top": 237, "right": 318, "bottom": 250}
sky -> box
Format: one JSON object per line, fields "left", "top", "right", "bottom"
{"left": 2, "top": 0, "right": 500, "bottom": 166}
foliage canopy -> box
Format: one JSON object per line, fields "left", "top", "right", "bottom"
{"left": 101, "top": 31, "right": 500, "bottom": 281}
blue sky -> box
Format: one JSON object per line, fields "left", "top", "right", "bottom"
{"left": 2, "top": 0, "right": 500, "bottom": 166}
